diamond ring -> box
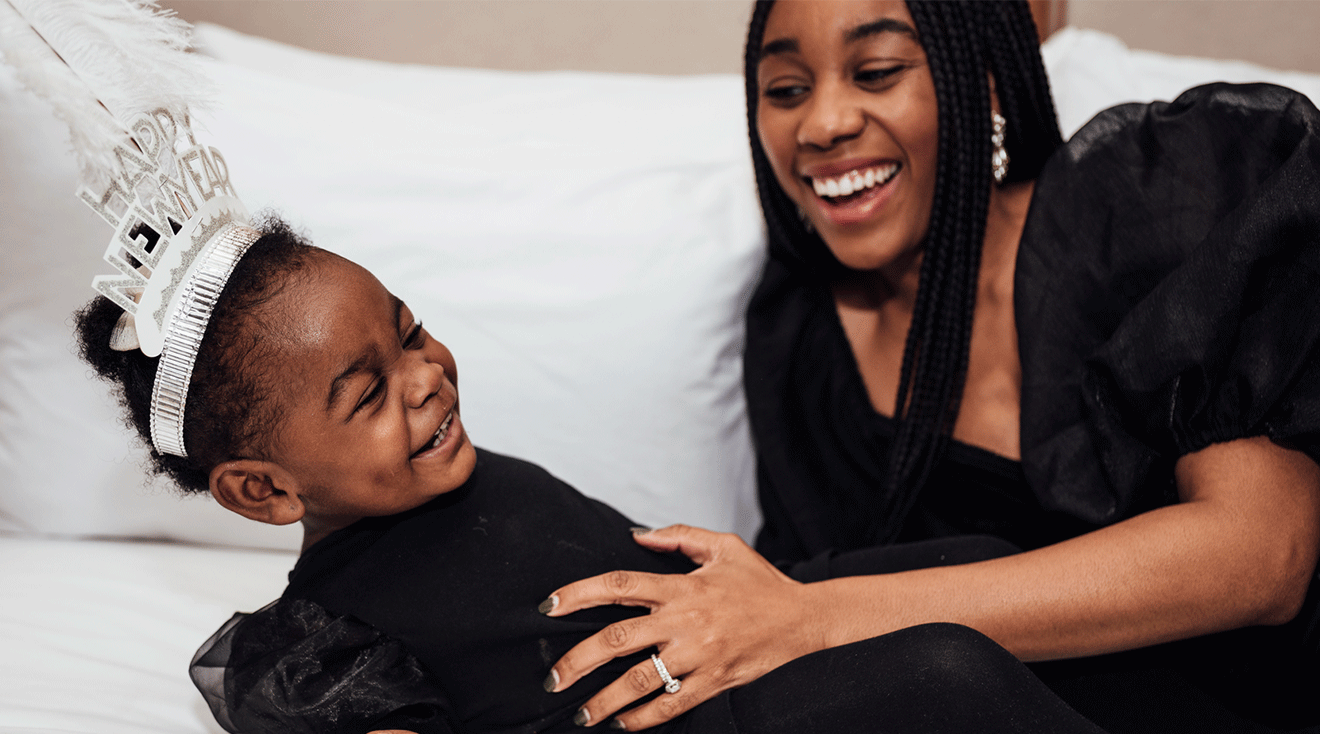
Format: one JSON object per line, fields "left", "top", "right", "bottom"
{"left": 650, "top": 653, "right": 681, "bottom": 694}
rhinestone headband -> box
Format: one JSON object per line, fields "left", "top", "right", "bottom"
{"left": 148, "top": 219, "right": 262, "bottom": 457}
{"left": 83, "top": 108, "right": 260, "bottom": 457}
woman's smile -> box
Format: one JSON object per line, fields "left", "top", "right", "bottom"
{"left": 801, "top": 158, "right": 903, "bottom": 227}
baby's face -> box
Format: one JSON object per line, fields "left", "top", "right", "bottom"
{"left": 258, "top": 251, "right": 477, "bottom": 528}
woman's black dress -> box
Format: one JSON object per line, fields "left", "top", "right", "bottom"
{"left": 745, "top": 83, "right": 1320, "bottom": 731}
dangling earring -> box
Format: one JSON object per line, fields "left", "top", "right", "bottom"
{"left": 990, "top": 111, "right": 1009, "bottom": 184}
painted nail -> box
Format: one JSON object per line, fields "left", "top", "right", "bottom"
{"left": 543, "top": 669, "right": 559, "bottom": 693}
{"left": 538, "top": 595, "right": 558, "bottom": 615}
{"left": 629, "top": 526, "right": 654, "bottom": 535}
{"left": 609, "top": 719, "right": 628, "bottom": 730}
{"left": 573, "top": 708, "right": 591, "bottom": 727}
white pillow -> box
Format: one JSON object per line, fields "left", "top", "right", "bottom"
{"left": 9, "top": 23, "right": 1320, "bottom": 552}
{"left": 0, "top": 24, "right": 764, "bottom": 550}
{"left": 1042, "top": 27, "right": 1320, "bottom": 138}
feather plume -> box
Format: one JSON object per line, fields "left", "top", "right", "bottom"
{"left": 0, "top": 0, "right": 210, "bottom": 188}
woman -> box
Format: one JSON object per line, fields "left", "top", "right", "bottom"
{"left": 544, "top": 1, "right": 1320, "bottom": 731}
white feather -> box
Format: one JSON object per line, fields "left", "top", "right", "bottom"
{"left": 0, "top": 0, "right": 210, "bottom": 188}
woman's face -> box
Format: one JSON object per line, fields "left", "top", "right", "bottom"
{"left": 756, "top": 0, "right": 938, "bottom": 272}
{"left": 259, "top": 252, "right": 477, "bottom": 526}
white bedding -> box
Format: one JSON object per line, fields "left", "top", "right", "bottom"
{"left": 3, "top": 23, "right": 1320, "bottom": 734}
{"left": 0, "top": 535, "right": 293, "bottom": 734}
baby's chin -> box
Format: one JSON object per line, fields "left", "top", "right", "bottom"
{"left": 420, "top": 435, "right": 478, "bottom": 497}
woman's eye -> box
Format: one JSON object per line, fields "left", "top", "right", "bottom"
{"left": 764, "top": 83, "right": 809, "bottom": 103}
{"left": 855, "top": 65, "right": 903, "bottom": 86}
{"left": 403, "top": 321, "right": 425, "bottom": 349}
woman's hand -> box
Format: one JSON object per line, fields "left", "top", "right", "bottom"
{"left": 543, "top": 438, "right": 1320, "bottom": 730}
{"left": 542, "top": 525, "right": 825, "bottom": 730}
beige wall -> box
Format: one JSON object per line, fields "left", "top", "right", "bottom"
{"left": 166, "top": 0, "right": 753, "bottom": 74}
{"left": 167, "top": 1, "right": 1320, "bottom": 76}
{"left": 1068, "top": 0, "right": 1320, "bottom": 74}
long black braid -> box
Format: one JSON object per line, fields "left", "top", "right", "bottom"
{"left": 744, "top": 1, "right": 1063, "bottom": 542}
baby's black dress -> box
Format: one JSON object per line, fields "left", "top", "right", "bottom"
{"left": 192, "top": 449, "right": 1105, "bottom": 734}
{"left": 744, "top": 83, "right": 1320, "bottom": 732}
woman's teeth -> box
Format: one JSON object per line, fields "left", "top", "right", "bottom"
{"left": 811, "top": 163, "right": 899, "bottom": 199}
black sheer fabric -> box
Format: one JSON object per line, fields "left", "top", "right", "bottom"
{"left": 191, "top": 600, "right": 453, "bottom": 734}
{"left": 1017, "top": 83, "right": 1320, "bottom": 523}
{"left": 744, "top": 83, "right": 1320, "bottom": 730}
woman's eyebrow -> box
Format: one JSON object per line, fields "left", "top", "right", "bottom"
{"left": 760, "top": 17, "right": 917, "bottom": 59}
{"left": 761, "top": 37, "right": 799, "bottom": 57}
{"left": 845, "top": 17, "right": 918, "bottom": 43}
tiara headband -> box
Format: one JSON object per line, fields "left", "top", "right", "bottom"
{"left": 83, "top": 108, "right": 262, "bottom": 457}
{"left": 1, "top": 0, "right": 260, "bottom": 457}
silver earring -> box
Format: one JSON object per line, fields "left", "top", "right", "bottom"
{"left": 991, "top": 111, "right": 1009, "bottom": 184}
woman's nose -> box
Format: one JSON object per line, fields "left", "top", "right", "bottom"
{"left": 798, "top": 81, "right": 865, "bottom": 149}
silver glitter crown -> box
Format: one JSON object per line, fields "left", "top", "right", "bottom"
{"left": 83, "top": 108, "right": 262, "bottom": 458}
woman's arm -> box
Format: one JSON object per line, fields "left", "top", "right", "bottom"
{"left": 543, "top": 436, "right": 1320, "bottom": 730}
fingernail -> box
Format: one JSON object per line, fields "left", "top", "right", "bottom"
{"left": 609, "top": 720, "right": 628, "bottom": 730}
{"left": 573, "top": 708, "right": 591, "bottom": 727}
{"left": 537, "top": 595, "right": 558, "bottom": 615}
{"left": 543, "top": 669, "right": 559, "bottom": 693}
{"left": 629, "top": 526, "right": 653, "bottom": 535}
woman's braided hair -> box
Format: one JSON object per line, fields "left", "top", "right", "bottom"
{"left": 75, "top": 214, "right": 319, "bottom": 494}
{"left": 744, "top": 1, "right": 1063, "bottom": 538}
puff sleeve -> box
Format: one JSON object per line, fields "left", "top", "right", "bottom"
{"left": 191, "top": 598, "right": 454, "bottom": 734}
{"left": 1017, "top": 83, "right": 1320, "bottom": 525}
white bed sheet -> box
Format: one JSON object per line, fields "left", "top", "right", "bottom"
{"left": 0, "top": 535, "right": 294, "bottom": 734}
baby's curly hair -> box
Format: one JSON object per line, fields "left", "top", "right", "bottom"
{"left": 75, "top": 213, "right": 319, "bottom": 494}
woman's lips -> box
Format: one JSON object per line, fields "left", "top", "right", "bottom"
{"left": 804, "top": 162, "right": 902, "bottom": 227}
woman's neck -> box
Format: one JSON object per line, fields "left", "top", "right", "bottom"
{"left": 946, "top": 178, "right": 1034, "bottom": 460}
{"left": 834, "top": 179, "right": 1034, "bottom": 315}
{"left": 831, "top": 178, "right": 1036, "bottom": 460}
{"left": 980, "top": 179, "right": 1035, "bottom": 302}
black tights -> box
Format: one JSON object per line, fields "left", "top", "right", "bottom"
{"left": 714, "top": 623, "right": 1108, "bottom": 734}
{"left": 706, "top": 535, "right": 1319, "bottom": 734}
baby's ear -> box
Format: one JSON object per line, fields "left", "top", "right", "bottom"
{"left": 210, "top": 460, "right": 305, "bottom": 526}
